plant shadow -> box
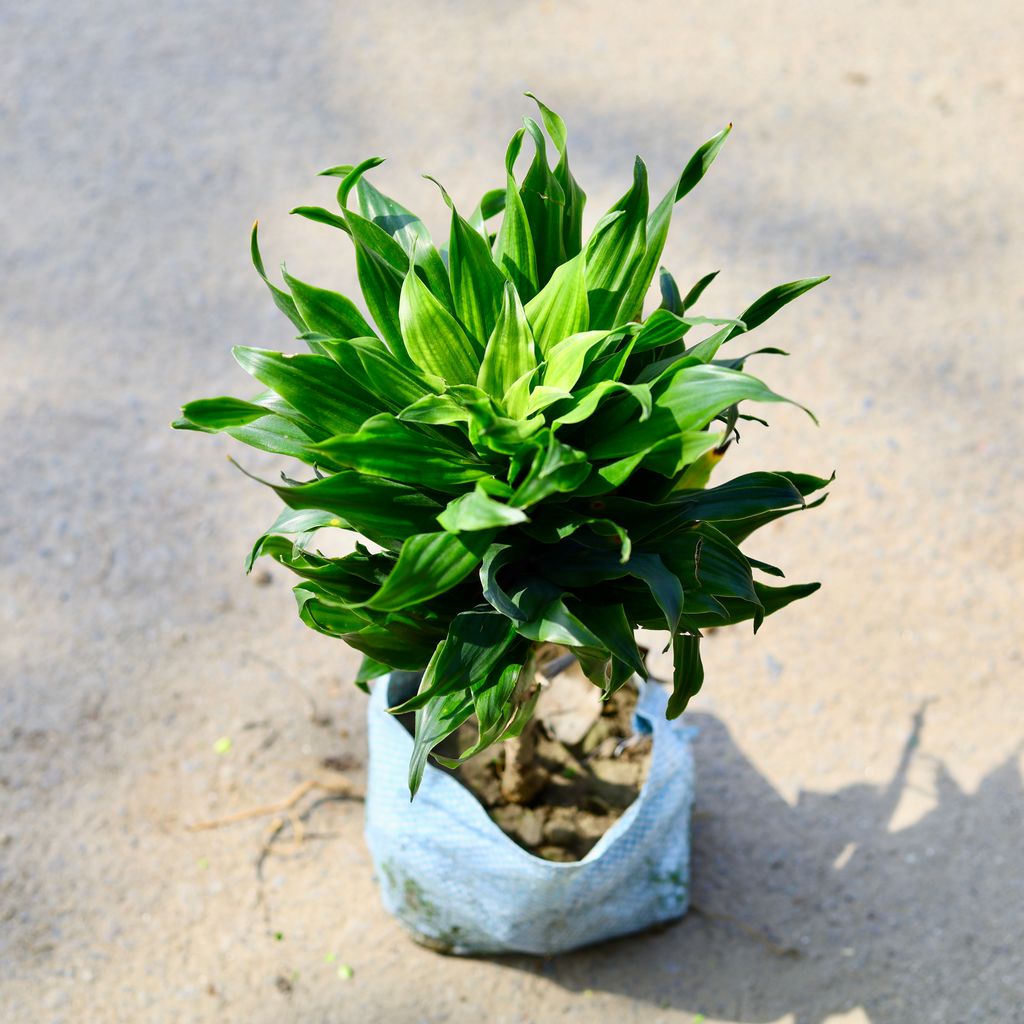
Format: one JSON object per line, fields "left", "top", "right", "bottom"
{"left": 491, "top": 707, "right": 1024, "bottom": 1023}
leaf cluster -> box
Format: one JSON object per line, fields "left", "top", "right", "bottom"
{"left": 174, "top": 96, "right": 830, "bottom": 794}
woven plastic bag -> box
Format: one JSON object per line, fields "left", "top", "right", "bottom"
{"left": 364, "top": 671, "right": 696, "bottom": 956}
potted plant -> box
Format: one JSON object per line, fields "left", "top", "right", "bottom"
{"left": 174, "top": 95, "right": 830, "bottom": 955}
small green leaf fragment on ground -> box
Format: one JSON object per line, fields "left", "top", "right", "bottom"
{"left": 273, "top": 931, "right": 284, "bottom": 941}
{"left": 213, "top": 736, "right": 232, "bottom": 755}
{"left": 197, "top": 857, "right": 209, "bottom": 870}
{"left": 324, "top": 951, "right": 337, "bottom": 963}
{"left": 337, "top": 963, "right": 354, "bottom": 980}
{"left": 693, "top": 1015, "right": 706, "bottom": 1023}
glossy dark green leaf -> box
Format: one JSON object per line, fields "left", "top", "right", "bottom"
{"left": 552, "top": 379, "right": 652, "bottom": 428}
{"left": 631, "top": 310, "right": 743, "bottom": 354}
{"left": 618, "top": 125, "right": 731, "bottom": 323}
{"left": 570, "top": 601, "right": 646, "bottom": 683}
{"left": 293, "top": 581, "right": 439, "bottom": 668}
{"left": 356, "top": 175, "right": 454, "bottom": 312}
{"left": 667, "top": 633, "right": 703, "bottom": 718}
{"left": 509, "top": 434, "right": 590, "bottom": 507}
{"left": 390, "top": 609, "right": 518, "bottom": 714}
{"left": 245, "top": 507, "right": 342, "bottom": 573}
{"left": 672, "top": 471, "right": 806, "bottom": 522}
{"left": 658, "top": 267, "right": 682, "bottom": 314}
{"left": 725, "top": 276, "right": 830, "bottom": 341}
{"left": 345, "top": 210, "right": 410, "bottom": 358}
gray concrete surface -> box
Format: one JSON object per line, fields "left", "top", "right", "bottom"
{"left": 2, "top": 1, "right": 1022, "bottom": 1021}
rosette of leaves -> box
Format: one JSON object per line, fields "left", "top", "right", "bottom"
{"left": 174, "top": 96, "right": 831, "bottom": 795}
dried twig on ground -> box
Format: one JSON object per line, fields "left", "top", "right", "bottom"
{"left": 185, "top": 776, "right": 363, "bottom": 832}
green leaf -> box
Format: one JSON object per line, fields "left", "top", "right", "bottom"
{"left": 667, "top": 633, "right": 703, "bottom": 718}
{"left": 245, "top": 507, "right": 342, "bottom": 573}
{"left": 316, "top": 414, "right": 490, "bottom": 490}
{"left": 290, "top": 205, "right": 350, "bottom": 233}
{"left": 355, "top": 655, "right": 390, "bottom": 688}
{"left": 552, "top": 379, "right": 652, "bottom": 428}
{"left": 570, "top": 601, "right": 646, "bottom": 683}
{"left": 345, "top": 210, "right": 410, "bottom": 358}
{"left": 468, "top": 188, "right": 507, "bottom": 235}
{"left": 523, "top": 252, "right": 589, "bottom": 355}
{"left": 356, "top": 175, "right": 454, "bottom": 312}
{"left": 631, "top": 309, "right": 743, "bottom": 354}
{"left": 510, "top": 433, "right": 590, "bottom": 507}
{"left": 407, "top": 686, "right": 474, "bottom": 797}
{"left": 319, "top": 336, "right": 441, "bottom": 411}
{"left": 541, "top": 329, "right": 618, "bottom": 392}
{"left": 584, "top": 157, "right": 649, "bottom": 329}
{"left": 399, "top": 265, "right": 481, "bottom": 384}
{"left": 250, "top": 222, "right": 307, "bottom": 333}
{"left": 178, "top": 396, "right": 268, "bottom": 431}
{"left": 519, "top": 116, "right": 566, "bottom": 287}
{"left": 426, "top": 176, "right": 505, "bottom": 345}
{"left": 681, "top": 270, "right": 719, "bottom": 313}
{"left": 672, "top": 471, "right": 806, "bottom": 522}
{"left": 671, "top": 527, "right": 760, "bottom": 607}
{"left": 437, "top": 482, "right": 529, "bottom": 533}
{"left": 658, "top": 268, "right": 682, "bottom": 314}
{"left": 283, "top": 269, "right": 376, "bottom": 339}
{"left": 526, "top": 93, "right": 586, "bottom": 258}
{"left": 293, "top": 581, "right": 439, "bottom": 668}
{"left": 492, "top": 128, "right": 539, "bottom": 300}
{"left": 366, "top": 530, "right": 494, "bottom": 611}
{"left": 618, "top": 124, "right": 731, "bottom": 323}
{"left": 588, "top": 365, "right": 799, "bottom": 459}
{"left": 725, "top": 276, "right": 830, "bottom": 341}
{"left": 271, "top": 471, "right": 442, "bottom": 543}
{"left": 390, "top": 609, "right": 518, "bottom": 713}
{"left": 621, "top": 552, "right": 683, "bottom": 633}
{"left": 477, "top": 281, "right": 540, "bottom": 409}
{"left": 232, "top": 347, "right": 381, "bottom": 436}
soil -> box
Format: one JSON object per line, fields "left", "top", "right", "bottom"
{"left": 450, "top": 683, "right": 652, "bottom": 862}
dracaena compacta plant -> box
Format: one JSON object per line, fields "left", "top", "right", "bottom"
{"left": 175, "top": 96, "right": 831, "bottom": 795}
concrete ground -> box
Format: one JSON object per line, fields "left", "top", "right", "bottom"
{"left": 2, "top": 1, "right": 1022, "bottom": 1021}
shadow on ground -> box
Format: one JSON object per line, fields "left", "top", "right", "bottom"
{"left": 492, "top": 709, "right": 1023, "bottom": 1023}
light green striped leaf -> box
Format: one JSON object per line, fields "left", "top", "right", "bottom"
{"left": 399, "top": 264, "right": 481, "bottom": 384}
{"left": 523, "top": 252, "right": 589, "bottom": 355}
